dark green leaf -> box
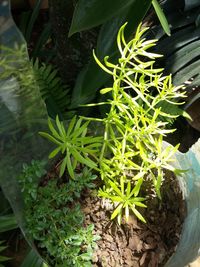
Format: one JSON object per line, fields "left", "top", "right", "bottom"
{"left": 20, "top": 249, "right": 45, "bottom": 267}
{"left": 70, "top": 0, "right": 152, "bottom": 107}
{"left": 165, "top": 40, "right": 200, "bottom": 74}
{"left": 69, "top": 0, "right": 137, "bottom": 36}
{"left": 0, "top": 255, "right": 11, "bottom": 262}
{"left": 173, "top": 59, "right": 200, "bottom": 85}
{"left": 31, "top": 22, "right": 51, "bottom": 59}
{"left": 155, "top": 26, "right": 200, "bottom": 57}
{"left": 0, "top": 215, "right": 18, "bottom": 233}
{"left": 184, "top": 0, "right": 200, "bottom": 11}
{"left": 152, "top": 0, "right": 171, "bottom": 36}
{"left": 25, "top": 0, "right": 42, "bottom": 43}
{"left": 96, "top": 0, "right": 152, "bottom": 59}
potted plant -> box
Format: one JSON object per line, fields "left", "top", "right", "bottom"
{"left": 16, "top": 23, "right": 200, "bottom": 267}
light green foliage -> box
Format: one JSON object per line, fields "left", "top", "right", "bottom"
{"left": 18, "top": 161, "right": 99, "bottom": 267}
{"left": 90, "top": 23, "right": 186, "bottom": 223}
{"left": 39, "top": 115, "right": 102, "bottom": 178}
{"left": 0, "top": 240, "right": 11, "bottom": 267}
{"left": 99, "top": 179, "right": 147, "bottom": 223}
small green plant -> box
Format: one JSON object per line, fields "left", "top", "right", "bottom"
{"left": 18, "top": 161, "right": 99, "bottom": 267}
{"left": 87, "top": 23, "right": 186, "bottom": 223}
{"left": 39, "top": 115, "right": 102, "bottom": 178}
{"left": 18, "top": 160, "right": 47, "bottom": 203}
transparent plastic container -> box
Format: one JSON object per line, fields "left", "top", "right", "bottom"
{"left": 163, "top": 139, "right": 200, "bottom": 267}
{"left": 0, "top": 0, "right": 50, "bottom": 237}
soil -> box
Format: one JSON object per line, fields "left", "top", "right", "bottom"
{"left": 80, "top": 170, "right": 186, "bottom": 267}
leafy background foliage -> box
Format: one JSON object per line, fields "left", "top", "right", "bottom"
{"left": 69, "top": 0, "right": 153, "bottom": 108}
{"left": 151, "top": 0, "right": 200, "bottom": 104}
{"left": 48, "top": 0, "right": 171, "bottom": 113}
{"left": 32, "top": 60, "right": 71, "bottom": 119}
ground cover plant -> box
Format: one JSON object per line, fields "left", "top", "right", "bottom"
{"left": 21, "top": 23, "right": 188, "bottom": 266}
{"left": 18, "top": 160, "right": 100, "bottom": 266}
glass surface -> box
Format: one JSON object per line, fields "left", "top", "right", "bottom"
{"left": 0, "top": 0, "right": 50, "bottom": 237}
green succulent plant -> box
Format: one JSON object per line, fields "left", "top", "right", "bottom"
{"left": 39, "top": 115, "right": 102, "bottom": 178}
{"left": 87, "top": 23, "right": 186, "bottom": 223}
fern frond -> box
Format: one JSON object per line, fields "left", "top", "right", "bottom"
{"left": 32, "top": 59, "right": 71, "bottom": 119}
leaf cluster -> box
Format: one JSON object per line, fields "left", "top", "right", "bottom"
{"left": 0, "top": 44, "right": 70, "bottom": 121}
{"left": 39, "top": 115, "right": 102, "bottom": 179}
{"left": 0, "top": 240, "right": 11, "bottom": 267}
{"left": 18, "top": 160, "right": 47, "bottom": 204}
{"left": 18, "top": 161, "right": 99, "bottom": 267}
{"left": 89, "top": 23, "right": 186, "bottom": 223}
{"left": 32, "top": 60, "right": 70, "bottom": 119}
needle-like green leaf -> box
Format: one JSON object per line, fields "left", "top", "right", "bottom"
{"left": 111, "top": 203, "right": 123, "bottom": 220}
{"left": 39, "top": 132, "right": 61, "bottom": 146}
{"left": 49, "top": 146, "right": 62, "bottom": 159}
{"left": 152, "top": 0, "right": 171, "bottom": 36}
{"left": 131, "top": 207, "right": 146, "bottom": 223}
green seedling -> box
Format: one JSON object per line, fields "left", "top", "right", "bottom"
{"left": 39, "top": 115, "right": 102, "bottom": 178}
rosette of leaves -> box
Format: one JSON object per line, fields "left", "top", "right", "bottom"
{"left": 39, "top": 115, "right": 103, "bottom": 178}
